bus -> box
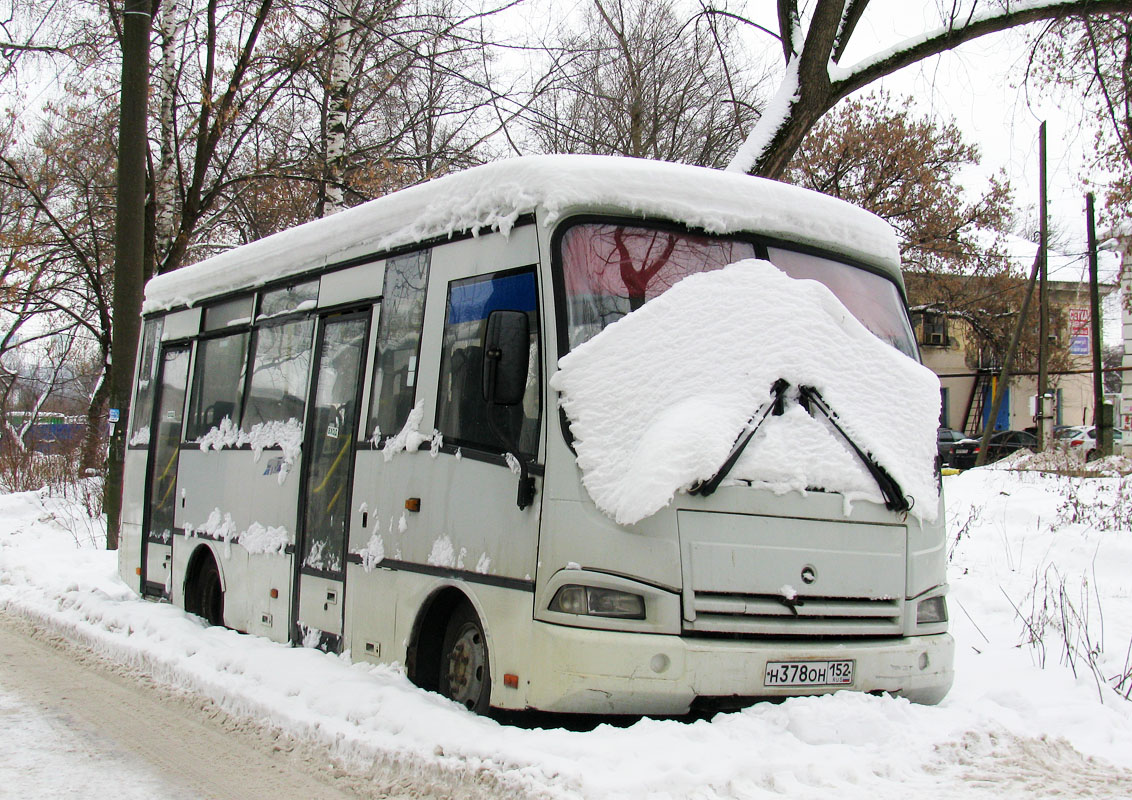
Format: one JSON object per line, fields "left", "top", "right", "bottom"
{"left": 119, "top": 155, "right": 953, "bottom": 715}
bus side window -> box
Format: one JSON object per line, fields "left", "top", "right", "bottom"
{"left": 436, "top": 268, "right": 539, "bottom": 458}
{"left": 129, "top": 317, "right": 164, "bottom": 445}
{"left": 185, "top": 332, "right": 249, "bottom": 441}
{"left": 368, "top": 250, "right": 431, "bottom": 440}
{"left": 243, "top": 318, "right": 315, "bottom": 430}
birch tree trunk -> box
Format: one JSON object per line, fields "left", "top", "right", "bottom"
{"left": 323, "top": 0, "right": 356, "bottom": 216}
{"left": 154, "top": 0, "right": 184, "bottom": 260}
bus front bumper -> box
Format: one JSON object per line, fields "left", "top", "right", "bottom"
{"left": 519, "top": 623, "right": 954, "bottom": 715}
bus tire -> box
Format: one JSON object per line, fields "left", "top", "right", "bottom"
{"left": 438, "top": 602, "right": 491, "bottom": 714}
{"left": 187, "top": 552, "right": 224, "bottom": 627}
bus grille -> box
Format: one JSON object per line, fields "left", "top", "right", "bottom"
{"left": 684, "top": 591, "right": 903, "bottom": 637}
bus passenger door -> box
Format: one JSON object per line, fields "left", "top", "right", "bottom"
{"left": 292, "top": 312, "right": 369, "bottom": 650}
{"left": 140, "top": 345, "right": 190, "bottom": 598}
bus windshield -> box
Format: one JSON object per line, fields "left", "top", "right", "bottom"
{"left": 558, "top": 222, "right": 917, "bottom": 358}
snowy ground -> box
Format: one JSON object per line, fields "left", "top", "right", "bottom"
{"left": 0, "top": 682, "right": 193, "bottom": 800}
{"left": 3, "top": 467, "right": 1132, "bottom": 799}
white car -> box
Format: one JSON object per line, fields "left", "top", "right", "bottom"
{"left": 1055, "top": 425, "right": 1122, "bottom": 460}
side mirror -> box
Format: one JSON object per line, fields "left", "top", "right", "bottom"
{"left": 482, "top": 310, "right": 530, "bottom": 406}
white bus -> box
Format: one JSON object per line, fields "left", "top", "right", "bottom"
{"left": 119, "top": 155, "right": 953, "bottom": 715}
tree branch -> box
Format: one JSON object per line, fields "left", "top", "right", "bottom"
{"left": 832, "top": 0, "right": 1132, "bottom": 101}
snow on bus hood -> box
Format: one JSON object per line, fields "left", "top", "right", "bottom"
{"left": 551, "top": 259, "right": 940, "bottom": 525}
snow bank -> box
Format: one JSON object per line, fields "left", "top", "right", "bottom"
{"left": 142, "top": 155, "right": 899, "bottom": 313}
{"left": 552, "top": 260, "right": 940, "bottom": 524}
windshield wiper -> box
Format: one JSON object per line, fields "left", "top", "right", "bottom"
{"left": 691, "top": 381, "right": 910, "bottom": 513}
{"left": 797, "top": 386, "right": 909, "bottom": 514}
{"left": 691, "top": 378, "right": 790, "bottom": 498}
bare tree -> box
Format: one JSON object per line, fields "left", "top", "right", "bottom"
{"left": 0, "top": 95, "right": 118, "bottom": 470}
{"left": 0, "top": 0, "right": 106, "bottom": 83}
{"left": 338, "top": 0, "right": 524, "bottom": 185}
{"left": 785, "top": 92, "right": 1014, "bottom": 275}
{"left": 154, "top": 0, "right": 291, "bottom": 273}
{"left": 170, "top": 0, "right": 516, "bottom": 238}
{"left": 523, "top": 0, "right": 763, "bottom": 167}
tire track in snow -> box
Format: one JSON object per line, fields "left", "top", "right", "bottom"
{"left": 0, "top": 613, "right": 375, "bottom": 799}
{"left": 0, "top": 612, "right": 478, "bottom": 800}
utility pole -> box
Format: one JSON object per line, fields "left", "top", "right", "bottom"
{"left": 1036, "top": 122, "right": 1051, "bottom": 450}
{"left": 106, "top": 0, "right": 153, "bottom": 550}
{"left": 1087, "top": 193, "right": 1111, "bottom": 456}
{"left": 976, "top": 250, "right": 1041, "bottom": 466}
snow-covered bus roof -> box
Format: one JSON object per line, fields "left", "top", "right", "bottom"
{"left": 143, "top": 155, "right": 902, "bottom": 313}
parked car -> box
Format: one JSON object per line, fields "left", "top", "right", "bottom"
{"left": 950, "top": 430, "right": 1039, "bottom": 469}
{"left": 1054, "top": 425, "right": 1122, "bottom": 460}
{"left": 937, "top": 427, "right": 967, "bottom": 466}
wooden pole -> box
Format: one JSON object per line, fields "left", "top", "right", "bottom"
{"left": 1037, "top": 121, "right": 1050, "bottom": 449}
{"left": 1087, "top": 192, "right": 1110, "bottom": 455}
{"left": 106, "top": 0, "right": 152, "bottom": 550}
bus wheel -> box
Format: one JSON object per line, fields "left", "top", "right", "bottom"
{"left": 438, "top": 602, "right": 491, "bottom": 714}
{"left": 188, "top": 554, "right": 224, "bottom": 627}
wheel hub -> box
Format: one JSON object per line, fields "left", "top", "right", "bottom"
{"left": 446, "top": 624, "right": 485, "bottom": 708}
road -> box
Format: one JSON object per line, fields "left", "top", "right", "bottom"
{"left": 0, "top": 612, "right": 410, "bottom": 800}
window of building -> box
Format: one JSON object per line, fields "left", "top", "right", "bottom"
{"left": 918, "top": 312, "right": 949, "bottom": 347}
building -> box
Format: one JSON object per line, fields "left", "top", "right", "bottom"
{"left": 911, "top": 243, "right": 1119, "bottom": 439}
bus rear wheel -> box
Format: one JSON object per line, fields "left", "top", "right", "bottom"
{"left": 187, "top": 554, "right": 224, "bottom": 627}
{"left": 438, "top": 602, "right": 491, "bottom": 714}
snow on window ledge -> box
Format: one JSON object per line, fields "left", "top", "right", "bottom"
{"left": 197, "top": 417, "right": 304, "bottom": 484}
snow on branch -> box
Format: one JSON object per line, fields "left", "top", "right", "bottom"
{"left": 725, "top": 57, "right": 800, "bottom": 173}
{"left": 827, "top": 0, "right": 1132, "bottom": 93}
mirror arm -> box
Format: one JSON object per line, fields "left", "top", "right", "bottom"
{"left": 484, "top": 352, "right": 536, "bottom": 510}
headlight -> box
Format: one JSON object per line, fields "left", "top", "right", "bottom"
{"left": 549, "top": 585, "right": 645, "bottom": 619}
{"left": 916, "top": 595, "right": 948, "bottom": 625}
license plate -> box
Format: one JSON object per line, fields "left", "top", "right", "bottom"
{"left": 764, "top": 659, "right": 854, "bottom": 687}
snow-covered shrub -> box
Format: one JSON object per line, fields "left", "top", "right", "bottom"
{"left": 1056, "top": 474, "right": 1132, "bottom": 531}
